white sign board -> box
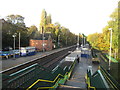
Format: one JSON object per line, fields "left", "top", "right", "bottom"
{"left": 65, "top": 57, "right": 76, "bottom": 62}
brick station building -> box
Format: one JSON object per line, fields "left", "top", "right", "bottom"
{"left": 29, "top": 33, "right": 54, "bottom": 51}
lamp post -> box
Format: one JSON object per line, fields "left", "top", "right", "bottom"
{"left": 42, "top": 33, "right": 45, "bottom": 52}
{"left": 19, "top": 32, "right": 20, "bottom": 55}
{"left": 108, "top": 28, "right": 112, "bottom": 71}
{"left": 66, "top": 36, "right": 67, "bottom": 46}
{"left": 84, "top": 37, "right": 86, "bottom": 46}
{"left": 42, "top": 26, "right": 45, "bottom": 52}
{"left": 82, "top": 34, "right": 84, "bottom": 47}
{"left": 77, "top": 33, "right": 79, "bottom": 49}
{"left": 58, "top": 35, "right": 60, "bottom": 48}
{"left": 57, "top": 27, "right": 61, "bottom": 48}
{"left": 12, "top": 33, "right": 17, "bottom": 59}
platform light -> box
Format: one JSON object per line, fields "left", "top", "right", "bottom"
{"left": 108, "top": 28, "right": 112, "bottom": 71}
{"left": 12, "top": 33, "right": 17, "bottom": 59}
{"left": 58, "top": 34, "right": 60, "bottom": 47}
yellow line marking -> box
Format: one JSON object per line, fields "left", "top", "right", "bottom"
{"left": 100, "top": 68, "right": 119, "bottom": 89}
{"left": 100, "top": 55, "right": 107, "bottom": 62}
{"left": 27, "top": 62, "right": 76, "bottom": 89}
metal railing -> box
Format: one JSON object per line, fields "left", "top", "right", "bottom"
{"left": 27, "top": 61, "right": 76, "bottom": 89}
{"left": 86, "top": 66, "right": 120, "bottom": 90}
{"left": 2, "top": 59, "right": 76, "bottom": 89}
{"left": 100, "top": 66, "right": 120, "bottom": 90}
{"left": 2, "top": 63, "right": 52, "bottom": 89}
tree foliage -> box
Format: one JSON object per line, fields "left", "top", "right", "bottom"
{"left": 27, "top": 25, "right": 38, "bottom": 39}
{"left": 46, "top": 14, "right": 52, "bottom": 24}
{"left": 39, "top": 9, "right": 78, "bottom": 47}
{"left": 87, "top": 7, "right": 119, "bottom": 60}
{"left": 2, "top": 9, "right": 79, "bottom": 49}
{"left": 2, "top": 18, "right": 28, "bottom": 49}
{"left": 5, "top": 14, "right": 25, "bottom": 27}
{"left": 40, "top": 9, "right": 47, "bottom": 33}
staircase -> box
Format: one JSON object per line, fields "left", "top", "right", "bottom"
{"left": 58, "top": 84, "right": 82, "bottom": 89}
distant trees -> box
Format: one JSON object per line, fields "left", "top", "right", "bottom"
{"left": 46, "top": 14, "right": 52, "bottom": 24}
{"left": 39, "top": 9, "right": 78, "bottom": 47}
{"left": 118, "top": 2, "right": 120, "bottom": 61}
{"left": 27, "top": 25, "right": 38, "bottom": 39}
{"left": 2, "top": 14, "right": 42, "bottom": 49}
{"left": 2, "top": 9, "right": 79, "bottom": 49}
{"left": 5, "top": 14, "right": 26, "bottom": 27}
{"left": 60, "top": 27, "right": 70, "bottom": 46}
{"left": 2, "top": 16, "right": 29, "bottom": 49}
{"left": 40, "top": 9, "right": 47, "bottom": 33}
{"left": 108, "top": 8, "right": 119, "bottom": 60}
{"left": 87, "top": 7, "right": 119, "bottom": 60}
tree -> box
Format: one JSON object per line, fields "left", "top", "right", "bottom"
{"left": 87, "top": 7, "right": 119, "bottom": 60}
{"left": 60, "top": 27, "right": 69, "bottom": 46}
{"left": 87, "top": 33, "right": 99, "bottom": 49}
{"left": 5, "top": 14, "right": 25, "bottom": 27}
{"left": 102, "top": 26, "right": 110, "bottom": 51}
{"left": 46, "top": 14, "right": 52, "bottom": 24}
{"left": 107, "top": 7, "right": 119, "bottom": 59}
{"left": 38, "top": 10, "right": 79, "bottom": 47}
{"left": 40, "top": 9, "right": 47, "bottom": 33}
{"left": 45, "top": 14, "right": 53, "bottom": 33}
{"left": 27, "top": 25, "right": 38, "bottom": 39}
{"left": 2, "top": 18, "right": 28, "bottom": 49}
{"left": 54, "top": 22, "right": 61, "bottom": 36}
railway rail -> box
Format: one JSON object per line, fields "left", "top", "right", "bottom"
{"left": 1, "top": 46, "right": 76, "bottom": 89}
{"left": 1, "top": 45, "right": 76, "bottom": 75}
{"left": 1, "top": 46, "right": 120, "bottom": 89}
{"left": 43, "top": 52, "right": 70, "bottom": 69}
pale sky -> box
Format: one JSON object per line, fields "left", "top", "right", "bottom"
{"left": 0, "top": 0, "right": 119, "bottom": 35}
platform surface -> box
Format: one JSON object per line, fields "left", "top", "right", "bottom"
{"left": 63, "top": 49, "right": 99, "bottom": 89}
{"left": 1, "top": 47, "right": 70, "bottom": 71}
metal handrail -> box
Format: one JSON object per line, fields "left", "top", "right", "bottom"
{"left": 100, "top": 66, "right": 120, "bottom": 90}
{"left": 2, "top": 63, "right": 56, "bottom": 88}
{"left": 27, "top": 61, "right": 76, "bottom": 89}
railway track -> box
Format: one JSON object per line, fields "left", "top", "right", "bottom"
{"left": 43, "top": 52, "right": 70, "bottom": 69}
{"left": 2, "top": 46, "right": 76, "bottom": 75}
{"left": 2, "top": 46, "right": 76, "bottom": 89}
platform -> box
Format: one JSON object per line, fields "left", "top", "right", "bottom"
{"left": 58, "top": 48, "right": 99, "bottom": 89}
{"left": 1, "top": 47, "right": 72, "bottom": 71}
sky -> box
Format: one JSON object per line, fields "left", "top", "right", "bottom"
{"left": 0, "top": 0, "right": 119, "bottom": 35}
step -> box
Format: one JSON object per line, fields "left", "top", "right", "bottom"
{"left": 59, "top": 84, "right": 81, "bottom": 88}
